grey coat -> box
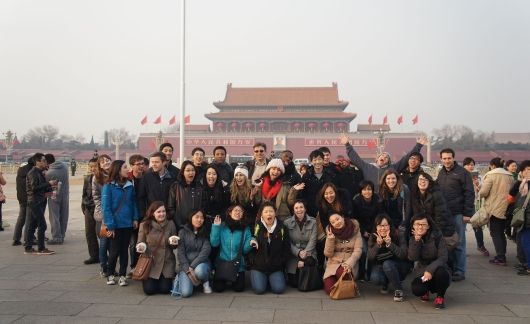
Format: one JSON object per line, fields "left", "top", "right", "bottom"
{"left": 138, "top": 220, "right": 177, "bottom": 280}
{"left": 177, "top": 224, "right": 211, "bottom": 271}
{"left": 408, "top": 229, "right": 448, "bottom": 277}
{"left": 283, "top": 215, "right": 318, "bottom": 274}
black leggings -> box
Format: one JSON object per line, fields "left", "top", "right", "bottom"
{"left": 213, "top": 271, "right": 246, "bottom": 292}
{"left": 142, "top": 274, "right": 173, "bottom": 295}
{"left": 108, "top": 228, "right": 132, "bottom": 277}
{"left": 411, "top": 267, "right": 451, "bottom": 298}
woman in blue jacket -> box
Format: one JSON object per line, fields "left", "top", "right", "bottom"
{"left": 102, "top": 160, "right": 139, "bottom": 287}
{"left": 210, "top": 204, "right": 253, "bottom": 292}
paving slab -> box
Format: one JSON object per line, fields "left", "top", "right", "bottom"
{"left": 273, "top": 309, "right": 374, "bottom": 324}
{"left": 231, "top": 296, "right": 321, "bottom": 310}
{"left": 410, "top": 300, "right": 515, "bottom": 316}
{"left": 322, "top": 298, "right": 416, "bottom": 313}
{"left": 0, "top": 280, "right": 43, "bottom": 290}
{"left": 470, "top": 315, "right": 530, "bottom": 324}
{"left": 504, "top": 305, "right": 530, "bottom": 317}
{"left": 12, "top": 315, "right": 120, "bottom": 324}
{"left": 77, "top": 304, "right": 180, "bottom": 319}
{"left": 175, "top": 307, "right": 274, "bottom": 322}
{"left": 0, "top": 301, "right": 90, "bottom": 316}
{"left": 52, "top": 291, "right": 147, "bottom": 305}
{"left": 141, "top": 294, "right": 234, "bottom": 307}
{"left": 119, "top": 319, "right": 219, "bottom": 324}
{"left": 0, "top": 290, "right": 64, "bottom": 302}
{"left": 0, "top": 315, "right": 22, "bottom": 324}
{"left": 371, "top": 312, "right": 475, "bottom": 324}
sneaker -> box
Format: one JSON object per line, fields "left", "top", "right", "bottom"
{"left": 514, "top": 263, "right": 527, "bottom": 271}
{"left": 517, "top": 268, "right": 530, "bottom": 276}
{"left": 203, "top": 281, "right": 212, "bottom": 294}
{"left": 393, "top": 290, "right": 404, "bottom": 302}
{"left": 106, "top": 275, "right": 116, "bottom": 285}
{"left": 24, "top": 248, "right": 38, "bottom": 255}
{"left": 489, "top": 257, "right": 507, "bottom": 266}
{"left": 12, "top": 240, "right": 22, "bottom": 246}
{"left": 379, "top": 285, "right": 389, "bottom": 294}
{"left": 118, "top": 276, "right": 128, "bottom": 287}
{"left": 477, "top": 246, "right": 490, "bottom": 257}
{"left": 420, "top": 292, "right": 430, "bottom": 302}
{"left": 83, "top": 257, "right": 99, "bottom": 265}
{"left": 434, "top": 296, "right": 445, "bottom": 309}
{"left": 452, "top": 273, "right": 465, "bottom": 282}
{"left": 37, "top": 248, "right": 55, "bottom": 255}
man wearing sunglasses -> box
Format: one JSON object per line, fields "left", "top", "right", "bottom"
{"left": 245, "top": 142, "right": 270, "bottom": 185}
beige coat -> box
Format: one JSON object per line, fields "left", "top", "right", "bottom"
{"left": 323, "top": 219, "right": 363, "bottom": 279}
{"left": 479, "top": 168, "right": 515, "bottom": 219}
{"left": 138, "top": 220, "right": 177, "bottom": 280}
{"left": 255, "top": 183, "right": 298, "bottom": 221}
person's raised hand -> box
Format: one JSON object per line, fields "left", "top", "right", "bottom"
{"left": 213, "top": 215, "right": 222, "bottom": 225}
{"left": 339, "top": 133, "right": 349, "bottom": 145}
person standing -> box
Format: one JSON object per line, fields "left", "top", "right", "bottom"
{"left": 137, "top": 152, "right": 175, "bottom": 218}
{"left": 159, "top": 142, "right": 180, "bottom": 179}
{"left": 82, "top": 158, "right": 99, "bottom": 264}
{"left": 13, "top": 157, "right": 35, "bottom": 245}
{"left": 44, "top": 154, "right": 69, "bottom": 245}
{"left": 93, "top": 154, "right": 112, "bottom": 276}
{"left": 244, "top": 142, "right": 270, "bottom": 184}
{"left": 167, "top": 160, "right": 203, "bottom": 230}
{"left": 0, "top": 170, "right": 6, "bottom": 231}
{"left": 400, "top": 152, "right": 424, "bottom": 191}
{"left": 24, "top": 153, "right": 57, "bottom": 255}
{"left": 211, "top": 146, "right": 233, "bottom": 184}
{"left": 480, "top": 157, "right": 515, "bottom": 266}
{"left": 435, "top": 148, "right": 474, "bottom": 282}
{"left": 70, "top": 158, "right": 77, "bottom": 176}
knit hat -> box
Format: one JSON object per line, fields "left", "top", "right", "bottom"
{"left": 234, "top": 165, "right": 249, "bottom": 178}
{"left": 266, "top": 158, "right": 285, "bottom": 174}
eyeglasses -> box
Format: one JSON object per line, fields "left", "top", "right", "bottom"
{"left": 376, "top": 224, "right": 390, "bottom": 228}
{"left": 413, "top": 223, "right": 429, "bottom": 227}
{"left": 254, "top": 149, "right": 264, "bottom": 153}
{"left": 133, "top": 163, "right": 144, "bottom": 166}
{"left": 418, "top": 178, "right": 428, "bottom": 182}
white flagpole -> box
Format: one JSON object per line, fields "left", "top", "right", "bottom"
{"left": 179, "top": 0, "right": 186, "bottom": 165}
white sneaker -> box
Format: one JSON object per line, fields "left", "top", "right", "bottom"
{"left": 118, "top": 276, "right": 128, "bottom": 287}
{"left": 106, "top": 275, "right": 116, "bottom": 285}
{"left": 203, "top": 281, "right": 212, "bottom": 294}
{"left": 126, "top": 269, "right": 134, "bottom": 279}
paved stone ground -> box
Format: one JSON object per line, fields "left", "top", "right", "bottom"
{"left": 0, "top": 173, "right": 529, "bottom": 324}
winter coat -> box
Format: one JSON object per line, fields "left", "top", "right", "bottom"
{"left": 510, "top": 181, "right": 530, "bottom": 229}
{"left": 138, "top": 220, "right": 177, "bottom": 279}
{"left": 137, "top": 169, "right": 175, "bottom": 218}
{"left": 244, "top": 158, "right": 271, "bottom": 181}
{"left": 367, "top": 228, "right": 408, "bottom": 264}
{"left": 323, "top": 219, "right": 363, "bottom": 279}
{"left": 411, "top": 189, "right": 456, "bottom": 237}
{"left": 248, "top": 220, "right": 291, "bottom": 274}
{"left": 380, "top": 185, "right": 412, "bottom": 229}
{"left": 400, "top": 167, "right": 421, "bottom": 192}
{"left": 167, "top": 162, "right": 180, "bottom": 180}
{"left": 102, "top": 180, "right": 139, "bottom": 230}
{"left": 167, "top": 180, "right": 203, "bottom": 230}
{"left": 408, "top": 229, "right": 448, "bottom": 277}
{"left": 16, "top": 163, "right": 33, "bottom": 203}
{"left": 44, "top": 162, "right": 69, "bottom": 202}
{"left": 284, "top": 215, "right": 318, "bottom": 274}
{"left": 177, "top": 224, "right": 211, "bottom": 271}
{"left": 297, "top": 167, "right": 338, "bottom": 217}
{"left": 201, "top": 182, "right": 230, "bottom": 220}
{"left": 345, "top": 142, "right": 424, "bottom": 193}
{"left": 26, "top": 167, "right": 52, "bottom": 207}
{"left": 317, "top": 187, "right": 354, "bottom": 229}
{"left": 92, "top": 176, "right": 106, "bottom": 222}
{"left": 283, "top": 162, "right": 302, "bottom": 187}
{"left": 81, "top": 174, "right": 95, "bottom": 212}
{"left": 254, "top": 180, "right": 298, "bottom": 221}
{"left": 479, "top": 168, "right": 515, "bottom": 219}
{"left": 210, "top": 161, "right": 233, "bottom": 184}
{"left": 436, "top": 162, "right": 475, "bottom": 216}
{"left": 352, "top": 193, "right": 383, "bottom": 236}
{"left": 335, "top": 165, "right": 364, "bottom": 200}
{"left": 210, "top": 223, "right": 252, "bottom": 272}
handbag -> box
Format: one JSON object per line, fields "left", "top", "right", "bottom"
{"left": 214, "top": 231, "right": 246, "bottom": 282}
{"left": 132, "top": 231, "right": 165, "bottom": 281}
{"left": 98, "top": 189, "right": 128, "bottom": 238}
{"left": 443, "top": 232, "right": 460, "bottom": 251}
{"left": 470, "top": 206, "right": 490, "bottom": 228}
{"left": 297, "top": 263, "right": 322, "bottom": 292}
{"left": 511, "top": 193, "right": 530, "bottom": 228}
{"left": 329, "top": 271, "right": 359, "bottom": 300}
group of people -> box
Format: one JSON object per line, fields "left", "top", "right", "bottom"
{"left": 9, "top": 135, "right": 530, "bottom": 310}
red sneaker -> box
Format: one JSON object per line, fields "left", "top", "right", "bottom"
{"left": 434, "top": 296, "right": 445, "bottom": 309}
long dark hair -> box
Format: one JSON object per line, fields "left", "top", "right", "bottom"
{"left": 203, "top": 165, "right": 225, "bottom": 199}
{"left": 107, "top": 160, "right": 126, "bottom": 185}
{"left": 188, "top": 208, "right": 208, "bottom": 238}
{"left": 317, "top": 183, "right": 343, "bottom": 216}
{"left": 142, "top": 201, "right": 166, "bottom": 235}
{"left": 178, "top": 160, "right": 196, "bottom": 185}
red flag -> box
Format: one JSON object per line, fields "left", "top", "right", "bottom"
{"left": 368, "top": 115, "right": 373, "bottom": 125}
{"left": 168, "top": 115, "right": 176, "bottom": 125}
{"left": 397, "top": 115, "right": 403, "bottom": 125}
{"left": 140, "top": 115, "right": 147, "bottom": 125}
{"left": 383, "top": 115, "right": 388, "bottom": 125}
{"left": 367, "top": 139, "right": 377, "bottom": 149}
{"left": 154, "top": 115, "right": 161, "bottom": 124}
{"left": 184, "top": 115, "right": 190, "bottom": 124}
{"left": 412, "top": 115, "right": 419, "bottom": 125}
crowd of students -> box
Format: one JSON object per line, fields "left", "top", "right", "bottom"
{"left": 12, "top": 136, "right": 530, "bottom": 310}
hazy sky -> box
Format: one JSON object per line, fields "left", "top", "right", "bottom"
{"left": 1, "top": 0, "right": 529, "bottom": 142}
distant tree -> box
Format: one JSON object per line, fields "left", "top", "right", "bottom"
{"left": 432, "top": 124, "right": 493, "bottom": 150}
{"left": 107, "top": 128, "right": 136, "bottom": 149}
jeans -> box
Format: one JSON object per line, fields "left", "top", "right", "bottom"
{"left": 489, "top": 216, "right": 507, "bottom": 259}
{"left": 518, "top": 228, "right": 530, "bottom": 268}
{"left": 178, "top": 262, "right": 210, "bottom": 298}
{"left": 370, "top": 259, "right": 410, "bottom": 290}
{"left": 452, "top": 214, "right": 466, "bottom": 276}
{"left": 13, "top": 203, "right": 30, "bottom": 242}
{"left": 96, "top": 222, "right": 110, "bottom": 272}
{"left": 250, "top": 270, "right": 286, "bottom": 295}
{"left": 25, "top": 204, "right": 47, "bottom": 251}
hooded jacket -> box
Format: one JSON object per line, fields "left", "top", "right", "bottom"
{"left": 16, "top": 162, "right": 33, "bottom": 203}
{"left": 45, "top": 161, "right": 69, "bottom": 202}
{"left": 101, "top": 180, "right": 139, "bottom": 230}
{"left": 412, "top": 189, "right": 455, "bottom": 237}
{"left": 479, "top": 167, "right": 515, "bottom": 219}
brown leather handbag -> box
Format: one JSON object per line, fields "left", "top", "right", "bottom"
{"left": 132, "top": 231, "right": 165, "bottom": 281}
{"left": 330, "top": 272, "right": 359, "bottom": 300}
{"left": 98, "top": 189, "right": 128, "bottom": 238}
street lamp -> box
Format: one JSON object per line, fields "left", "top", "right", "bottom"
{"left": 2, "top": 130, "right": 15, "bottom": 163}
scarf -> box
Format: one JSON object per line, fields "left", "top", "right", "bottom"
{"left": 262, "top": 176, "right": 282, "bottom": 200}
{"left": 295, "top": 215, "right": 307, "bottom": 230}
{"left": 330, "top": 217, "right": 355, "bottom": 241}
{"left": 520, "top": 179, "right": 529, "bottom": 197}
{"left": 261, "top": 218, "right": 277, "bottom": 243}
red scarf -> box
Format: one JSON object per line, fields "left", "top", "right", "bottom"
{"left": 262, "top": 176, "right": 282, "bottom": 200}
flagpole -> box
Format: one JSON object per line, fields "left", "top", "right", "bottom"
{"left": 179, "top": 0, "right": 186, "bottom": 165}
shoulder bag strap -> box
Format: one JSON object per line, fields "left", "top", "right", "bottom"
{"left": 149, "top": 230, "right": 166, "bottom": 257}
{"left": 113, "top": 187, "right": 128, "bottom": 215}
{"left": 522, "top": 192, "right": 530, "bottom": 210}
{"left": 235, "top": 230, "right": 246, "bottom": 261}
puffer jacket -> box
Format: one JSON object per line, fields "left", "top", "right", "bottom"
{"left": 411, "top": 189, "right": 455, "bottom": 237}
{"left": 408, "top": 228, "right": 448, "bottom": 277}
{"left": 323, "top": 219, "right": 363, "bottom": 279}
{"left": 210, "top": 223, "right": 252, "bottom": 272}
{"left": 138, "top": 219, "right": 177, "bottom": 279}
{"left": 167, "top": 180, "right": 203, "bottom": 230}
{"left": 479, "top": 168, "right": 515, "bottom": 219}
{"left": 248, "top": 220, "right": 291, "bottom": 274}
{"left": 435, "top": 162, "right": 475, "bottom": 216}
{"left": 367, "top": 228, "right": 408, "bottom": 264}
{"left": 177, "top": 224, "right": 211, "bottom": 271}
{"left": 101, "top": 180, "right": 139, "bottom": 230}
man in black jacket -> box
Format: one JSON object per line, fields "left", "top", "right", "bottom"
{"left": 137, "top": 152, "right": 175, "bottom": 218}
{"left": 280, "top": 150, "right": 302, "bottom": 187}
{"left": 210, "top": 146, "right": 233, "bottom": 184}
{"left": 12, "top": 157, "right": 35, "bottom": 246}
{"left": 435, "top": 148, "right": 475, "bottom": 282}
{"left": 160, "top": 142, "right": 180, "bottom": 179}
{"left": 25, "top": 153, "right": 57, "bottom": 255}
{"left": 82, "top": 158, "right": 99, "bottom": 264}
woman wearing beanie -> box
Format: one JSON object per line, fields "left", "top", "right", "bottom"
{"left": 230, "top": 166, "right": 258, "bottom": 227}
{"left": 254, "top": 159, "right": 302, "bottom": 222}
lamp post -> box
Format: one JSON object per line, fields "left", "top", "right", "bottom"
{"left": 112, "top": 133, "right": 124, "bottom": 161}
{"left": 374, "top": 128, "right": 387, "bottom": 156}
{"left": 3, "top": 130, "right": 15, "bottom": 163}
{"left": 178, "top": 0, "right": 186, "bottom": 166}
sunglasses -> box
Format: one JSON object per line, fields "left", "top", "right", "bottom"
{"left": 254, "top": 149, "right": 264, "bottom": 153}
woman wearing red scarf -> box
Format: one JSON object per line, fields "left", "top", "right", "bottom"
{"left": 254, "top": 159, "right": 302, "bottom": 222}
{"left": 323, "top": 213, "right": 363, "bottom": 295}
